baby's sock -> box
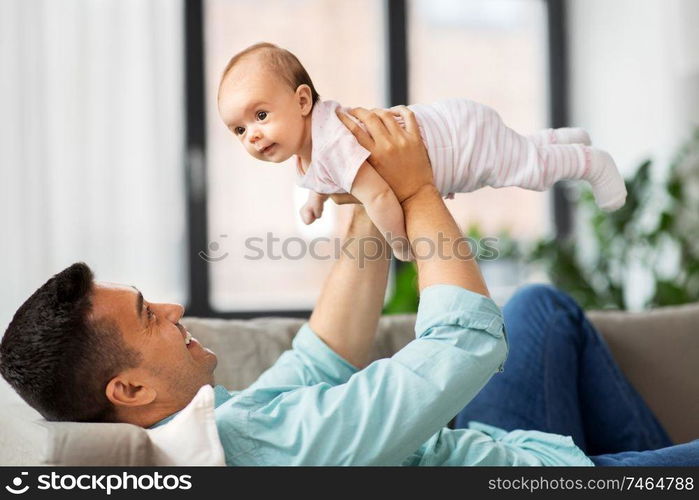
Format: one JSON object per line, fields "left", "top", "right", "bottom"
{"left": 554, "top": 127, "right": 591, "bottom": 145}
{"left": 583, "top": 147, "right": 627, "bottom": 211}
{"left": 529, "top": 127, "right": 592, "bottom": 147}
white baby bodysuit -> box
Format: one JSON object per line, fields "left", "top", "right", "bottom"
{"left": 297, "top": 99, "right": 625, "bottom": 210}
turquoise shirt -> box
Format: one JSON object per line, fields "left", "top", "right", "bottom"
{"left": 152, "top": 285, "right": 594, "bottom": 466}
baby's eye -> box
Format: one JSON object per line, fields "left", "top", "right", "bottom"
{"left": 256, "top": 111, "right": 267, "bottom": 121}
{"left": 234, "top": 126, "right": 245, "bottom": 135}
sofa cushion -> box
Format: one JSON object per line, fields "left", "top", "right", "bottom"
{"left": 180, "top": 314, "right": 418, "bottom": 390}
{"left": 0, "top": 375, "right": 153, "bottom": 465}
{"left": 184, "top": 309, "right": 699, "bottom": 445}
{"left": 39, "top": 421, "right": 153, "bottom": 466}
{"left": 181, "top": 317, "right": 304, "bottom": 391}
{"left": 0, "top": 378, "right": 48, "bottom": 465}
{"left": 587, "top": 302, "right": 699, "bottom": 445}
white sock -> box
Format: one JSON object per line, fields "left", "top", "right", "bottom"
{"left": 584, "top": 147, "right": 627, "bottom": 211}
{"left": 528, "top": 127, "right": 592, "bottom": 147}
{"left": 554, "top": 127, "right": 591, "bottom": 146}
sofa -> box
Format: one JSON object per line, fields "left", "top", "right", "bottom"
{"left": 1, "top": 302, "right": 698, "bottom": 466}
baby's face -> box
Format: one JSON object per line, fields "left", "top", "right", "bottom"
{"left": 218, "top": 58, "right": 310, "bottom": 163}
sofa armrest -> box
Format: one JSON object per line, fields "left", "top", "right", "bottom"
{"left": 588, "top": 302, "right": 699, "bottom": 445}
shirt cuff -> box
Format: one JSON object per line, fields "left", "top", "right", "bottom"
{"left": 292, "top": 323, "right": 361, "bottom": 382}
{"left": 414, "top": 285, "right": 504, "bottom": 339}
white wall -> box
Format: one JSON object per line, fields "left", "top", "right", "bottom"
{"left": 567, "top": 0, "right": 699, "bottom": 309}
{"left": 567, "top": 0, "right": 699, "bottom": 180}
{"left": 0, "top": 0, "right": 187, "bottom": 332}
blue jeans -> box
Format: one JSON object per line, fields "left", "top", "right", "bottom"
{"left": 454, "top": 284, "right": 699, "bottom": 466}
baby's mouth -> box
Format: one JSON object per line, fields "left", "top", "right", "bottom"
{"left": 261, "top": 143, "right": 276, "bottom": 155}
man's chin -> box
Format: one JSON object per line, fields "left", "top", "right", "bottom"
{"left": 203, "top": 363, "right": 216, "bottom": 389}
{"left": 205, "top": 350, "right": 218, "bottom": 374}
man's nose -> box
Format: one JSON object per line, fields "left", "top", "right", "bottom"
{"left": 161, "top": 303, "right": 184, "bottom": 323}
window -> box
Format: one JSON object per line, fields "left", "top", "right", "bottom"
{"left": 408, "top": 0, "right": 551, "bottom": 239}
{"left": 202, "top": 0, "right": 387, "bottom": 312}
{"left": 0, "top": 0, "right": 187, "bottom": 329}
{"left": 187, "top": 0, "right": 564, "bottom": 316}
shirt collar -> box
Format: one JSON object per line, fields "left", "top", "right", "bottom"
{"left": 148, "top": 384, "right": 234, "bottom": 429}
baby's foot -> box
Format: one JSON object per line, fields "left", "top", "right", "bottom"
{"left": 553, "top": 127, "right": 591, "bottom": 146}
{"left": 584, "top": 147, "right": 627, "bottom": 211}
{"left": 529, "top": 128, "right": 591, "bottom": 147}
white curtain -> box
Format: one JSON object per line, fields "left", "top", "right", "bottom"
{"left": 0, "top": 0, "right": 186, "bottom": 331}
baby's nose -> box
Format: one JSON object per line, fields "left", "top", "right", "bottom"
{"left": 248, "top": 127, "right": 262, "bottom": 142}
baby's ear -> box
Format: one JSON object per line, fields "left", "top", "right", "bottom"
{"left": 296, "top": 84, "right": 313, "bottom": 116}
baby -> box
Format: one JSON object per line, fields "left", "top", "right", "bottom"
{"left": 217, "top": 43, "right": 627, "bottom": 261}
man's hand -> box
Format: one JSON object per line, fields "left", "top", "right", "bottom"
{"left": 338, "top": 105, "right": 489, "bottom": 296}
{"left": 335, "top": 106, "right": 434, "bottom": 204}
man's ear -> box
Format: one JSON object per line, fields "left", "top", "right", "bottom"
{"left": 296, "top": 84, "right": 313, "bottom": 116}
{"left": 105, "top": 371, "right": 157, "bottom": 408}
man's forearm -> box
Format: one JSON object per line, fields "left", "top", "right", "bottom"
{"left": 308, "top": 207, "right": 391, "bottom": 368}
{"left": 402, "top": 185, "right": 490, "bottom": 296}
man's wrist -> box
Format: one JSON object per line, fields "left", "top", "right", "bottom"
{"left": 348, "top": 205, "right": 377, "bottom": 235}
{"left": 345, "top": 206, "right": 390, "bottom": 260}
{"left": 400, "top": 184, "right": 441, "bottom": 212}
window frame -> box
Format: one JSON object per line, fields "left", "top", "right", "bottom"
{"left": 182, "top": 0, "right": 571, "bottom": 318}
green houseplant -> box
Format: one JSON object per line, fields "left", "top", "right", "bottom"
{"left": 529, "top": 129, "right": 699, "bottom": 310}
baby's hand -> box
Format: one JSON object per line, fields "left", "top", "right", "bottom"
{"left": 300, "top": 204, "right": 322, "bottom": 225}
{"left": 300, "top": 191, "right": 329, "bottom": 225}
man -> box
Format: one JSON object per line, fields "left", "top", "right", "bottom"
{"left": 1, "top": 108, "right": 694, "bottom": 465}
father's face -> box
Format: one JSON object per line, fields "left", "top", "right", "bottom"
{"left": 91, "top": 282, "right": 217, "bottom": 423}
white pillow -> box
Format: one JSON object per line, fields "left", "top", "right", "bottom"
{"left": 145, "top": 384, "right": 226, "bottom": 465}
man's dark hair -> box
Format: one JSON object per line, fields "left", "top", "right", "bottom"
{"left": 0, "top": 262, "right": 142, "bottom": 422}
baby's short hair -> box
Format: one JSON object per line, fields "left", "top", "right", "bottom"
{"left": 218, "top": 42, "right": 320, "bottom": 105}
